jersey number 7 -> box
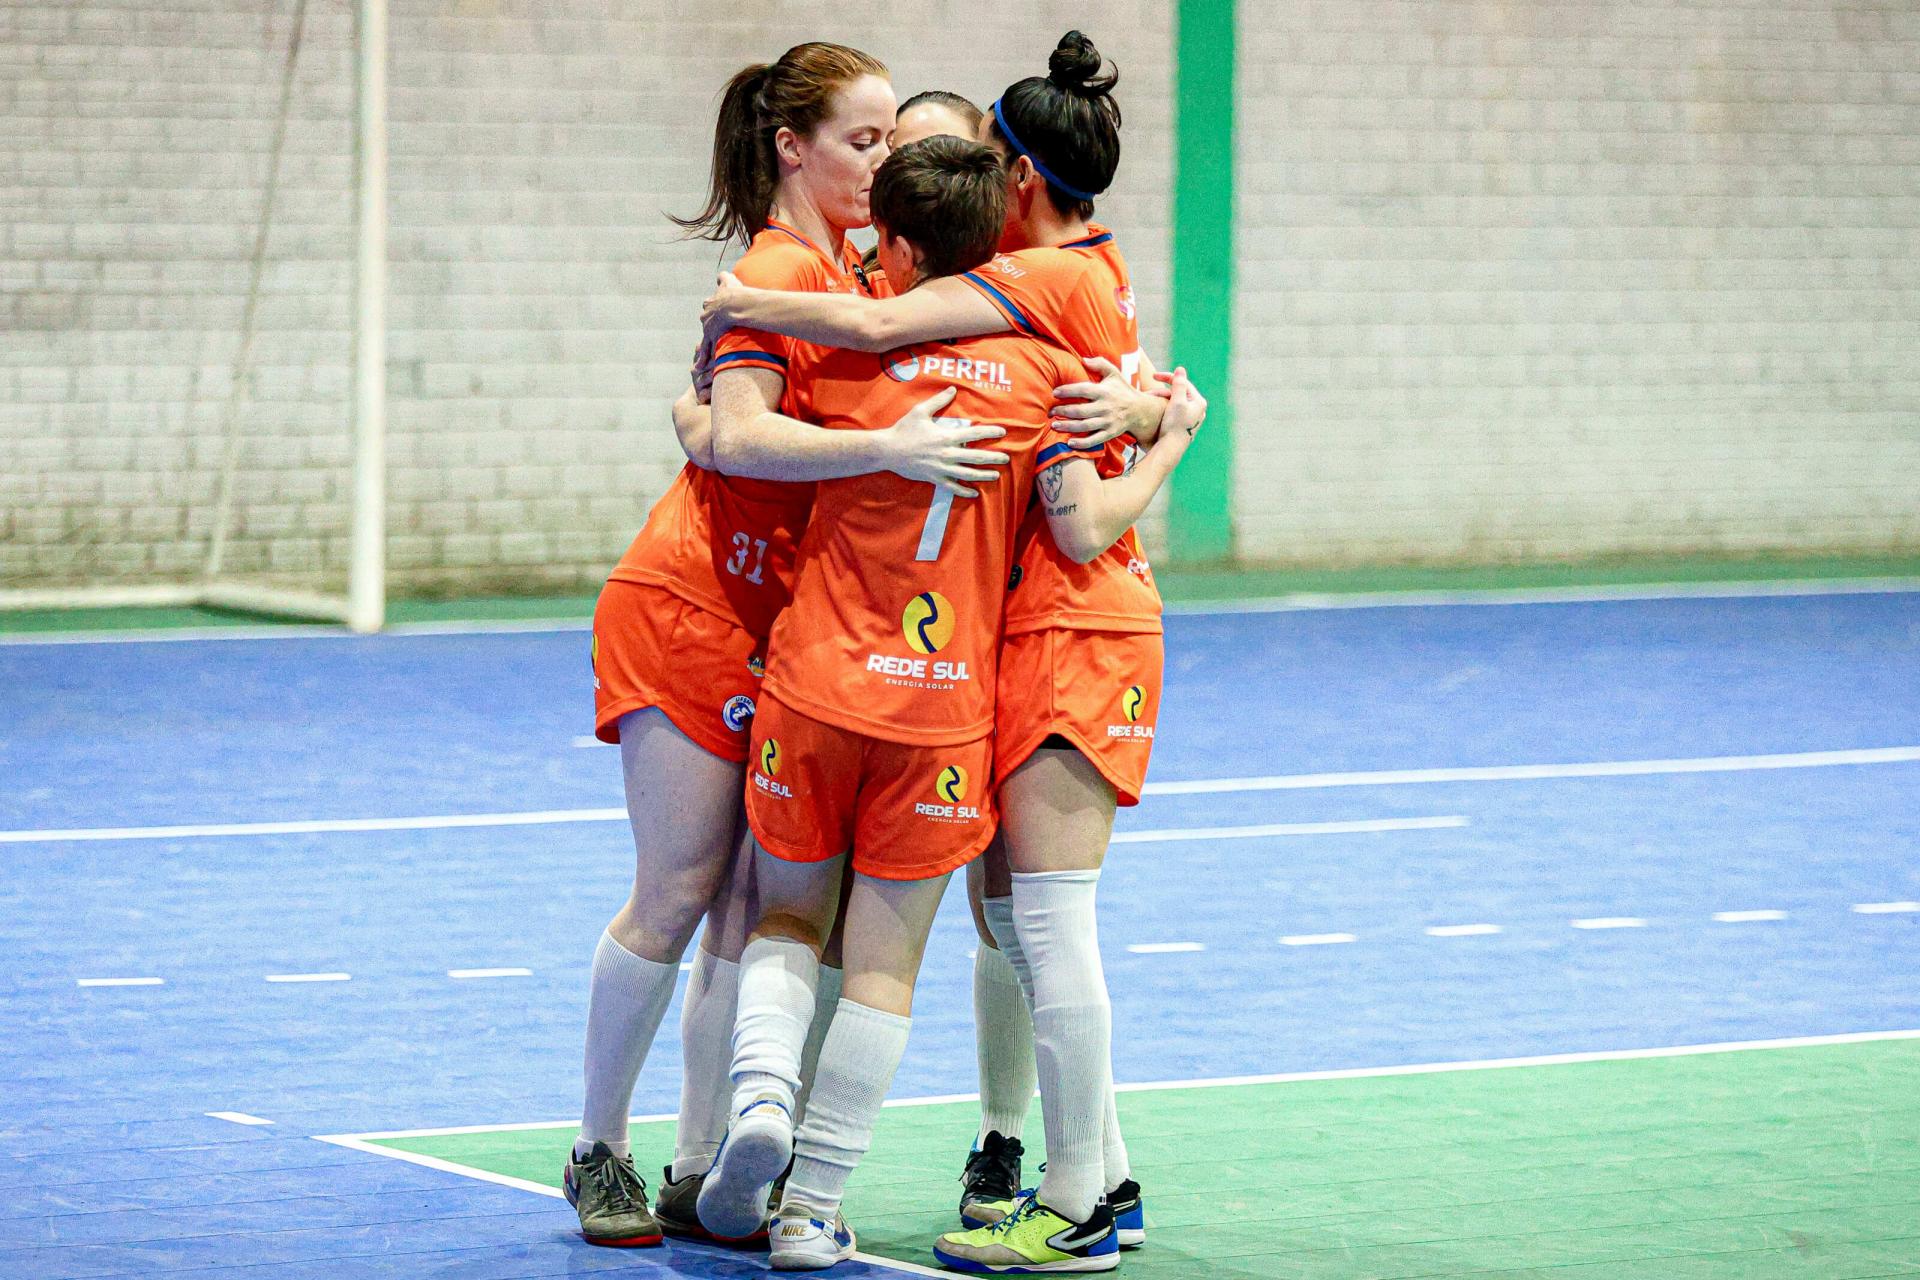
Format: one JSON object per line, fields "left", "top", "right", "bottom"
{"left": 913, "top": 417, "right": 972, "bottom": 563}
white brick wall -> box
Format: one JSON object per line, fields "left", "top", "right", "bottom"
{"left": 1233, "top": 0, "right": 1920, "bottom": 563}
{"left": 7, "top": 1, "right": 1913, "bottom": 593}
{"left": 2, "top": 0, "right": 1172, "bottom": 594}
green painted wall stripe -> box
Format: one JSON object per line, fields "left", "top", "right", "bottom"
{"left": 1167, "top": 0, "right": 1236, "bottom": 564}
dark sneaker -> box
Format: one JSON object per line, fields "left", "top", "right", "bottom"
{"left": 934, "top": 1192, "right": 1119, "bottom": 1273}
{"left": 957, "top": 1130, "right": 1024, "bottom": 1228}
{"left": 563, "top": 1142, "right": 662, "bottom": 1247}
{"left": 656, "top": 1165, "right": 771, "bottom": 1246}
{"left": 1108, "top": 1177, "right": 1145, "bottom": 1248}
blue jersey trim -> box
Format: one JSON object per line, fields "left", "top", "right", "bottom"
{"left": 961, "top": 272, "right": 1037, "bottom": 336}
{"left": 1062, "top": 231, "right": 1115, "bottom": 249}
{"left": 1036, "top": 442, "right": 1077, "bottom": 466}
{"left": 712, "top": 349, "right": 789, "bottom": 369}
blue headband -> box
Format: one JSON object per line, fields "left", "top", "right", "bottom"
{"left": 991, "top": 96, "right": 1099, "bottom": 203}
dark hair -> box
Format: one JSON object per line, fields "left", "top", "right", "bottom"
{"left": 671, "top": 42, "right": 888, "bottom": 246}
{"left": 869, "top": 137, "right": 1007, "bottom": 283}
{"left": 986, "top": 30, "right": 1120, "bottom": 220}
{"left": 898, "top": 90, "right": 984, "bottom": 130}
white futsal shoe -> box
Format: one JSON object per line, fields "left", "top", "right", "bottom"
{"left": 695, "top": 1095, "right": 793, "bottom": 1239}
{"left": 770, "top": 1209, "right": 858, "bottom": 1270}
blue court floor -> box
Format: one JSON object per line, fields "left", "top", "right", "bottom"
{"left": 1, "top": 586, "right": 1916, "bottom": 1276}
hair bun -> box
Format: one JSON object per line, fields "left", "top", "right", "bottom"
{"left": 1047, "top": 30, "right": 1113, "bottom": 95}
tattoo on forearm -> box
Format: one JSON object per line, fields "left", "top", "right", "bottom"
{"left": 1047, "top": 503, "right": 1078, "bottom": 517}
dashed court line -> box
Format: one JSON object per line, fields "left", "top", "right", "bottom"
{"left": 265, "top": 972, "right": 351, "bottom": 983}
{"left": 65, "top": 905, "right": 1910, "bottom": 990}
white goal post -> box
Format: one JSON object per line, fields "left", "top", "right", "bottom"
{"left": 0, "top": 0, "right": 388, "bottom": 634}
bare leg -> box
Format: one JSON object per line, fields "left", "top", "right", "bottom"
{"left": 579, "top": 708, "right": 743, "bottom": 1157}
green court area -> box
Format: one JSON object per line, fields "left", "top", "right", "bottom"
{"left": 361, "top": 1038, "right": 1920, "bottom": 1279}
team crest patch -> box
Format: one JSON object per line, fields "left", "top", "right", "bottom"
{"left": 722, "top": 695, "right": 756, "bottom": 733}
{"left": 747, "top": 654, "right": 765, "bottom": 678}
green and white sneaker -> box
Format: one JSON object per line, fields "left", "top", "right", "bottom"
{"left": 933, "top": 1193, "right": 1119, "bottom": 1273}
{"left": 562, "top": 1142, "right": 663, "bottom": 1247}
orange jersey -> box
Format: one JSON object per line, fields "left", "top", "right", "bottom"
{"left": 609, "top": 219, "right": 875, "bottom": 640}
{"left": 958, "top": 226, "right": 1163, "bottom": 635}
{"left": 762, "top": 332, "right": 1082, "bottom": 747}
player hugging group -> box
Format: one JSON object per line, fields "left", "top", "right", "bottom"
{"left": 565, "top": 30, "right": 1208, "bottom": 1274}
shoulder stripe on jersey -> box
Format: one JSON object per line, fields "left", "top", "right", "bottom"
{"left": 1037, "top": 442, "right": 1079, "bottom": 466}
{"left": 1062, "top": 231, "right": 1115, "bottom": 250}
{"left": 961, "top": 272, "right": 1037, "bottom": 336}
{"left": 712, "top": 349, "right": 789, "bottom": 370}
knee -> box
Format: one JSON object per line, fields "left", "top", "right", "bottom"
{"left": 754, "top": 910, "right": 830, "bottom": 953}
{"left": 609, "top": 882, "right": 709, "bottom": 963}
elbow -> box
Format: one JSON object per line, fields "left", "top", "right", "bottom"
{"left": 708, "top": 429, "right": 747, "bottom": 477}
{"left": 1052, "top": 525, "right": 1107, "bottom": 565}
{"left": 853, "top": 313, "right": 897, "bottom": 353}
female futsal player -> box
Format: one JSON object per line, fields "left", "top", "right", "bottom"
{"left": 695, "top": 135, "right": 1202, "bottom": 1273}
{"left": 566, "top": 43, "right": 1011, "bottom": 1250}
{"left": 699, "top": 33, "right": 1176, "bottom": 1269}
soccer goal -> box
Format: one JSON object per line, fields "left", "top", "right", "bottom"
{"left": 0, "top": 0, "right": 389, "bottom": 633}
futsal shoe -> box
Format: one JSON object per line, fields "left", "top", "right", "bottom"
{"left": 654, "top": 1165, "right": 770, "bottom": 1246}
{"left": 769, "top": 1210, "right": 858, "bottom": 1270}
{"left": 697, "top": 1096, "right": 793, "bottom": 1239}
{"left": 958, "top": 1130, "right": 1025, "bottom": 1227}
{"left": 1107, "top": 1178, "right": 1146, "bottom": 1249}
{"left": 562, "top": 1142, "right": 663, "bottom": 1247}
{"left": 934, "top": 1193, "right": 1119, "bottom": 1273}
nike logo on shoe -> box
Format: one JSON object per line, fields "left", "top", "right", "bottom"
{"left": 1048, "top": 1220, "right": 1113, "bottom": 1251}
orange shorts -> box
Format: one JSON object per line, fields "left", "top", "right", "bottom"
{"left": 592, "top": 579, "right": 765, "bottom": 762}
{"left": 744, "top": 693, "right": 996, "bottom": 881}
{"left": 994, "top": 628, "right": 1164, "bottom": 807}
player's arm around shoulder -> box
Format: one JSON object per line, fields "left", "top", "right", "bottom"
{"left": 1040, "top": 369, "right": 1207, "bottom": 565}
{"left": 702, "top": 270, "right": 1002, "bottom": 353}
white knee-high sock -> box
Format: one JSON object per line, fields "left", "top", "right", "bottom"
{"left": 973, "top": 914, "right": 1036, "bottom": 1142}
{"left": 730, "top": 935, "right": 820, "bottom": 1115}
{"left": 783, "top": 998, "right": 912, "bottom": 1219}
{"left": 1103, "top": 1089, "right": 1132, "bottom": 1192}
{"left": 792, "top": 963, "right": 843, "bottom": 1126}
{"left": 577, "top": 929, "right": 679, "bottom": 1160}
{"left": 982, "top": 895, "right": 1035, "bottom": 1003}
{"left": 1013, "top": 869, "right": 1112, "bottom": 1223}
{"left": 671, "top": 944, "right": 740, "bottom": 1179}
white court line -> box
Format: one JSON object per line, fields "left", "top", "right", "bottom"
{"left": 1854, "top": 901, "right": 1920, "bottom": 914}
{"left": 265, "top": 972, "right": 350, "bottom": 983}
{"left": 8, "top": 576, "right": 1916, "bottom": 647}
{"left": 311, "top": 1020, "right": 1920, "bottom": 1143}
{"left": 1279, "top": 932, "right": 1357, "bottom": 946}
{"left": 1143, "top": 745, "right": 1920, "bottom": 796}
{"left": 1714, "top": 910, "right": 1787, "bottom": 923}
{"left": 448, "top": 968, "right": 532, "bottom": 979}
{"left": 7, "top": 743, "right": 1914, "bottom": 846}
{"left": 1127, "top": 942, "right": 1206, "bottom": 954}
{"left": 76, "top": 976, "right": 163, "bottom": 987}
{"left": 207, "top": 1111, "right": 274, "bottom": 1126}
{"left": 1571, "top": 917, "right": 1646, "bottom": 930}
{"left": 0, "top": 810, "right": 1460, "bottom": 845}
{"left": 1115, "top": 816, "right": 1464, "bottom": 842}
{"left": 1426, "top": 923, "right": 1502, "bottom": 937}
